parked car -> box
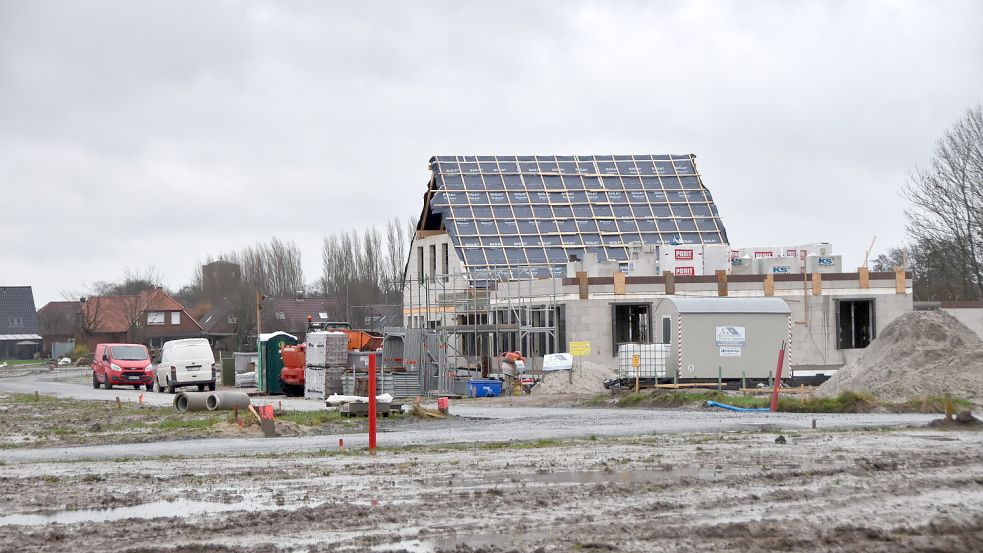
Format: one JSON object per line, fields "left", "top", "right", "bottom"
{"left": 153, "top": 338, "right": 217, "bottom": 393}
{"left": 92, "top": 343, "right": 154, "bottom": 391}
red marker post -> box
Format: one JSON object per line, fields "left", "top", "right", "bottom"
{"left": 368, "top": 352, "right": 377, "bottom": 452}
{"left": 769, "top": 340, "right": 787, "bottom": 412}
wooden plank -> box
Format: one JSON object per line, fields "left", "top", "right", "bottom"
{"left": 577, "top": 271, "right": 589, "bottom": 300}
{"left": 739, "top": 387, "right": 817, "bottom": 394}
{"left": 613, "top": 271, "right": 626, "bottom": 295}
{"left": 764, "top": 274, "right": 774, "bottom": 296}
{"left": 895, "top": 268, "right": 905, "bottom": 294}
{"left": 649, "top": 382, "right": 721, "bottom": 389}
{"left": 716, "top": 269, "right": 728, "bottom": 297}
{"left": 812, "top": 272, "right": 822, "bottom": 295}
{"left": 663, "top": 271, "right": 676, "bottom": 295}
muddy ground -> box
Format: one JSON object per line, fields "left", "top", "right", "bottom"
{"left": 1, "top": 428, "right": 981, "bottom": 552}
{"left": 0, "top": 392, "right": 421, "bottom": 448}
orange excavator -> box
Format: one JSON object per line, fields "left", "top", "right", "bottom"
{"left": 279, "top": 319, "right": 383, "bottom": 396}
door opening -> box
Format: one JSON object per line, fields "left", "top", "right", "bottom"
{"left": 612, "top": 303, "right": 652, "bottom": 355}
{"left": 836, "top": 299, "right": 875, "bottom": 349}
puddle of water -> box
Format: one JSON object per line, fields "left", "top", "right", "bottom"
{"left": 0, "top": 499, "right": 298, "bottom": 527}
{"left": 374, "top": 530, "right": 552, "bottom": 552}
{"left": 528, "top": 468, "right": 703, "bottom": 484}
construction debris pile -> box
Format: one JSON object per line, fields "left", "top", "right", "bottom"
{"left": 819, "top": 310, "right": 983, "bottom": 404}
{"left": 532, "top": 361, "right": 617, "bottom": 395}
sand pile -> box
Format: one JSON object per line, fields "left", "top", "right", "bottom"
{"left": 532, "top": 360, "right": 617, "bottom": 395}
{"left": 818, "top": 310, "right": 983, "bottom": 404}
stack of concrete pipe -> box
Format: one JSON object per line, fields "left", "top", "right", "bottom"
{"left": 174, "top": 391, "right": 252, "bottom": 413}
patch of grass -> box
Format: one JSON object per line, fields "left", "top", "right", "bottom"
{"left": 6, "top": 393, "right": 59, "bottom": 404}
{"left": 275, "top": 409, "right": 345, "bottom": 427}
{"left": 477, "top": 438, "right": 563, "bottom": 451}
{"left": 615, "top": 393, "right": 648, "bottom": 407}
{"left": 592, "top": 389, "right": 970, "bottom": 414}
{"left": 1, "top": 359, "right": 49, "bottom": 366}
{"left": 50, "top": 426, "right": 79, "bottom": 436}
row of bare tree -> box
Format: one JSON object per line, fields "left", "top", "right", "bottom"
{"left": 183, "top": 217, "right": 414, "bottom": 306}
{"left": 314, "top": 218, "right": 415, "bottom": 306}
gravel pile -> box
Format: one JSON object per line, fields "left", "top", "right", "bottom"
{"left": 818, "top": 310, "right": 983, "bottom": 404}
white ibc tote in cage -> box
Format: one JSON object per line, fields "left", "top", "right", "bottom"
{"left": 617, "top": 343, "right": 669, "bottom": 379}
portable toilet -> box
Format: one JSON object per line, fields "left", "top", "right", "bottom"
{"left": 257, "top": 331, "right": 298, "bottom": 394}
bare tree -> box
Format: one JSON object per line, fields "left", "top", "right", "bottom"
{"left": 384, "top": 217, "right": 409, "bottom": 298}
{"left": 871, "top": 248, "right": 906, "bottom": 272}
{"left": 903, "top": 104, "right": 983, "bottom": 300}
{"left": 212, "top": 237, "right": 305, "bottom": 297}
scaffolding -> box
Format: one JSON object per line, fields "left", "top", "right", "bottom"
{"left": 396, "top": 269, "right": 563, "bottom": 395}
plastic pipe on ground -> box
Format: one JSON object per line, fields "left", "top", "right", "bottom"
{"left": 706, "top": 400, "right": 770, "bottom": 413}
{"left": 206, "top": 391, "right": 251, "bottom": 411}
{"left": 174, "top": 392, "right": 210, "bottom": 413}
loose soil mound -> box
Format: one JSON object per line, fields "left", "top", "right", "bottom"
{"left": 818, "top": 310, "right": 983, "bottom": 404}
{"left": 532, "top": 361, "right": 616, "bottom": 395}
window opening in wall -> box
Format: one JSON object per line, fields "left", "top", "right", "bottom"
{"left": 836, "top": 299, "right": 875, "bottom": 349}
{"left": 661, "top": 315, "right": 672, "bottom": 344}
{"left": 417, "top": 246, "right": 424, "bottom": 282}
{"left": 170, "top": 312, "right": 181, "bottom": 325}
{"left": 147, "top": 312, "right": 164, "bottom": 326}
{"left": 429, "top": 245, "right": 437, "bottom": 281}
{"left": 612, "top": 303, "right": 652, "bottom": 355}
{"left": 441, "top": 243, "right": 449, "bottom": 282}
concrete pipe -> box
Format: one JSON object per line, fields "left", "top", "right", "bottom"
{"left": 206, "top": 391, "right": 251, "bottom": 411}
{"left": 174, "top": 392, "right": 210, "bottom": 413}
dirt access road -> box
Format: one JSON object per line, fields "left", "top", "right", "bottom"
{"left": 0, "top": 372, "right": 944, "bottom": 464}
{"left": 1, "top": 430, "right": 981, "bottom": 552}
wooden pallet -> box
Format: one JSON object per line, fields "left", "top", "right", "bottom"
{"left": 339, "top": 402, "right": 392, "bottom": 418}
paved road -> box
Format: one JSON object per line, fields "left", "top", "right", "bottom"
{"left": 0, "top": 370, "right": 941, "bottom": 464}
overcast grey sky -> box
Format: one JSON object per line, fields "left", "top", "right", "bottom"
{"left": 2, "top": 1, "right": 981, "bottom": 307}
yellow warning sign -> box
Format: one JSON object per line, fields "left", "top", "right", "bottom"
{"left": 569, "top": 341, "right": 591, "bottom": 356}
{"left": 631, "top": 354, "right": 640, "bottom": 368}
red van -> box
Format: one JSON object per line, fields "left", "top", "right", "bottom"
{"left": 92, "top": 343, "right": 154, "bottom": 390}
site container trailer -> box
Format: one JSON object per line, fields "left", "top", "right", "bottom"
{"left": 653, "top": 297, "right": 791, "bottom": 381}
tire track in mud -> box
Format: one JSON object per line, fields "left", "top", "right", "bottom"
{"left": 1, "top": 431, "right": 981, "bottom": 552}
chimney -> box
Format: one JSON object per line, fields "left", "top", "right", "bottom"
{"left": 295, "top": 290, "right": 304, "bottom": 301}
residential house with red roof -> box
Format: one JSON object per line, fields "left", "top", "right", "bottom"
{"left": 74, "top": 288, "right": 203, "bottom": 352}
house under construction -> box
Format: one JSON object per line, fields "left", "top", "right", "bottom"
{"left": 394, "top": 154, "right": 914, "bottom": 395}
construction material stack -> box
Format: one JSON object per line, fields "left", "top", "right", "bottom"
{"left": 304, "top": 331, "right": 349, "bottom": 400}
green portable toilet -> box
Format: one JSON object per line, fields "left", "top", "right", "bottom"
{"left": 257, "top": 331, "right": 298, "bottom": 395}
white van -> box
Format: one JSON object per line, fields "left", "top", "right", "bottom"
{"left": 153, "top": 338, "right": 217, "bottom": 393}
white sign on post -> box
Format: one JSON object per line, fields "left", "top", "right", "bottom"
{"left": 715, "top": 326, "right": 746, "bottom": 346}
{"left": 543, "top": 353, "right": 574, "bottom": 372}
